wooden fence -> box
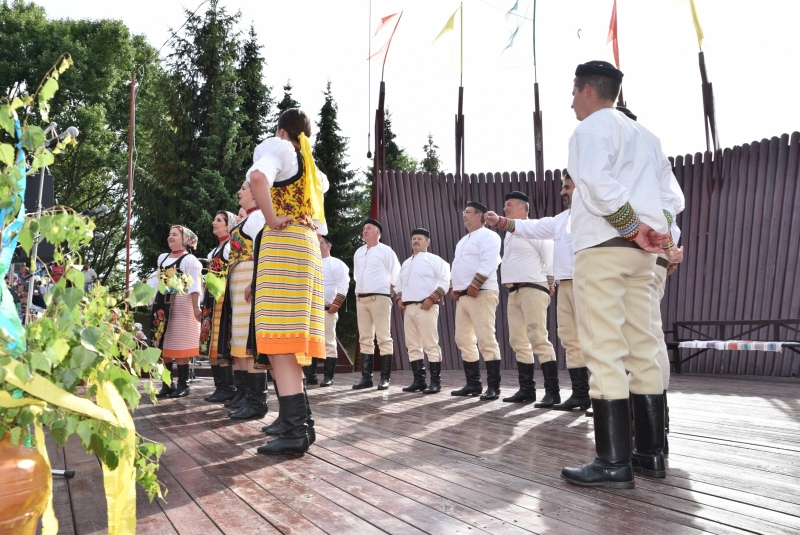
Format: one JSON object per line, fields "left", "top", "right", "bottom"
{"left": 374, "top": 132, "right": 800, "bottom": 377}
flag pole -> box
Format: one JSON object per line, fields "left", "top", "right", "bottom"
{"left": 532, "top": 0, "right": 544, "bottom": 182}
{"left": 455, "top": 3, "right": 465, "bottom": 177}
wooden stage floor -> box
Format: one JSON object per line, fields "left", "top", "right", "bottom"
{"left": 46, "top": 370, "right": 800, "bottom": 534}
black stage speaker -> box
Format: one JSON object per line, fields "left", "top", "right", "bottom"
{"left": 17, "top": 173, "right": 56, "bottom": 263}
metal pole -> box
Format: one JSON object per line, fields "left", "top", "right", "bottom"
{"left": 126, "top": 72, "right": 135, "bottom": 298}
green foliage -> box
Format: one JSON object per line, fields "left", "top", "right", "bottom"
{"left": 275, "top": 79, "right": 301, "bottom": 117}
{"left": 0, "top": 55, "right": 166, "bottom": 503}
{"left": 312, "top": 81, "right": 369, "bottom": 350}
{"left": 384, "top": 111, "right": 419, "bottom": 172}
{"left": 421, "top": 133, "right": 443, "bottom": 173}
{"left": 134, "top": 0, "right": 272, "bottom": 274}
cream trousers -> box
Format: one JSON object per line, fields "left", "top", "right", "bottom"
{"left": 557, "top": 280, "right": 586, "bottom": 369}
{"left": 507, "top": 284, "right": 556, "bottom": 364}
{"left": 324, "top": 310, "right": 338, "bottom": 360}
{"left": 574, "top": 247, "right": 663, "bottom": 399}
{"left": 651, "top": 263, "right": 670, "bottom": 389}
{"left": 356, "top": 295, "right": 393, "bottom": 355}
{"left": 454, "top": 290, "right": 501, "bottom": 363}
{"left": 403, "top": 303, "right": 442, "bottom": 362}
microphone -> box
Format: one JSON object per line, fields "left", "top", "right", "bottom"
{"left": 81, "top": 204, "right": 108, "bottom": 217}
{"left": 44, "top": 126, "right": 79, "bottom": 150}
{"left": 94, "top": 232, "right": 106, "bottom": 239}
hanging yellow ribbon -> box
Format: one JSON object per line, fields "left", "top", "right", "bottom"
{"left": 298, "top": 132, "right": 326, "bottom": 226}
{"left": 1, "top": 360, "right": 138, "bottom": 534}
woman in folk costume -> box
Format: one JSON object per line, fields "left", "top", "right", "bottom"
{"left": 220, "top": 180, "right": 269, "bottom": 419}
{"left": 246, "top": 108, "right": 327, "bottom": 456}
{"left": 149, "top": 225, "right": 203, "bottom": 398}
{"left": 200, "top": 210, "right": 237, "bottom": 403}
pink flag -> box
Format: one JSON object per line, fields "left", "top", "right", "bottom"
{"left": 368, "top": 12, "right": 403, "bottom": 69}
{"left": 607, "top": 0, "right": 620, "bottom": 68}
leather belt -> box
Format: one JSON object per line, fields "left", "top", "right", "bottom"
{"left": 357, "top": 293, "right": 391, "bottom": 298}
{"left": 560, "top": 279, "right": 573, "bottom": 282}
{"left": 505, "top": 282, "right": 549, "bottom": 295}
{"left": 590, "top": 237, "right": 643, "bottom": 250}
{"left": 402, "top": 300, "right": 425, "bottom": 305}
{"left": 656, "top": 257, "right": 670, "bottom": 269}
{"left": 324, "top": 305, "right": 330, "bottom": 311}
{"left": 453, "top": 289, "right": 469, "bottom": 297}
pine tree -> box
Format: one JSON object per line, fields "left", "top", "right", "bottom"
{"left": 384, "top": 110, "right": 418, "bottom": 172}
{"left": 135, "top": 0, "right": 266, "bottom": 271}
{"left": 274, "top": 79, "right": 301, "bottom": 120}
{"left": 420, "top": 133, "right": 442, "bottom": 173}
{"left": 237, "top": 25, "right": 274, "bottom": 166}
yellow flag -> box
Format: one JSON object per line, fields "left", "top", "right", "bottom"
{"left": 689, "top": 0, "right": 704, "bottom": 49}
{"left": 433, "top": 7, "right": 460, "bottom": 44}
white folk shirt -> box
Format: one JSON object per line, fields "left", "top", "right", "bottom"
{"left": 512, "top": 209, "right": 574, "bottom": 281}
{"left": 500, "top": 222, "right": 553, "bottom": 284}
{"left": 206, "top": 242, "right": 231, "bottom": 263}
{"left": 395, "top": 252, "right": 451, "bottom": 302}
{"left": 567, "top": 108, "right": 669, "bottom": 252}
{"left": 354, "top": 243, "right": 400, "bottom": 295}
{"left": 148, "top": 253, "right": 203, "bottom": 296}
{"left": 450, "top": 227, "right": 502, "bottom": 291}
{"left": 323, "top": 256, "right": 350, "bottom": 306}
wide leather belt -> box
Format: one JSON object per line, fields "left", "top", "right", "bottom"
{"left": 402, "top": 300, "right": 425, "bottom": 305}
{"left": 656, "top": 257, "right": 670, "bottom": 269}
{"left": 505, "top": 282, "right": 549, "bottom": 295}
{"left": 590, "top": 237, "right": 643, "bottom": 250}
{"left": 357, "top": 293, "right": 391, "bottom": 298}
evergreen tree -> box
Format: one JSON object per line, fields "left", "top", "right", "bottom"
{"left": 237, "top": 25, "right": 274, "bottom": 169}
{"left": 313, "top": 81, "right": 368, "bottom": 350}
{"left": 420, "top": 133, "right": 442, "bottom": 173}
{"left": 274, "top": 79, "right": 301, "bottom": 119}
{"left": 384, "top": 110, "right": 418, "bottom": 172}
{"left": 135, "top": 0, "right": 264, "bottom": 271}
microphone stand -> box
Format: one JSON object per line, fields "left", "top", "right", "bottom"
{"left": 25, "top": 125, "right": 57, "bottom": 325}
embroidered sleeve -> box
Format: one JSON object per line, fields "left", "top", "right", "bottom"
{"left": 428, "top": 287, "right": 446, "bottom": 303}
{"left": 603, "top": 202, "right": 640, "bottom": 241}
{"left": 470, "top": 273, "right": 488, "bottom": 291}
{"left": 496, "top": 216, "right": 515, "bottom": 232}
{"left": 332, "top": 293, "right": 346, "bottom": 308}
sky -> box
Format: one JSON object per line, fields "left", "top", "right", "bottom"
{"left": 38, "top": 0, "right": 800, "bottom": 178}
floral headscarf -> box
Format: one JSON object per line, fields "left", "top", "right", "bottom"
{"left": 224, "top": 211, "right": 238, "bottom": 233}
{"left": 170, "top": 225, "right": 198, "bottom": 250}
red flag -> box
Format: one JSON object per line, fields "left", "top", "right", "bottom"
{"left": 607, "top": 0, "right": 620, "bottom": 68}
{"left": 368, "top": 12, "right": 403, "bottom": 70}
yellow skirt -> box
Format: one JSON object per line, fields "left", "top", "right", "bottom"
{"left": 228, "top": 261, "right": 254, "bottom": 358}
{"left": 254, "top": 223, "right": 325, "bottom": 365}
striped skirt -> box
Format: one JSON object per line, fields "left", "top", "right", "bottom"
{"left": 254, "top": 224, "right": 325, "bottom": 365}
{"left": 209, "top": 294, "right": 225, "bottom": 358}
{"left": 228, "top": 261, "right": 254, "bottom": 358}
{"left": 162, "top": 293, "right": 200, "bottom": 359}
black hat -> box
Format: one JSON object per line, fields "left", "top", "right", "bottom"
{"left": 504, "top": 191, "right": 529, "bottom": 203}
{"left": 466, "top": 201, "right": 487, "bottom": 214}
{"left": 363, "top": 218, "right": 383, "bottom": 233}
{"left": 411, "top": 228, "right": 430, "bottom": 238}
{"left": 320, "top": 234, "right": 332, "bottom": 245}
{"left": 616, "top": 106, "right": 637, "bottom": 121}
{"left": 575, "top": 60, "right": 624, "bottom": 83}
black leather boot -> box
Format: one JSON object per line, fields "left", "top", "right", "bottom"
{"left": 451, "top": 360, "right": 482, "bottom": 396}
{"left": 256, "top": 393, "right": 309, "bottom": 456}
{"left": 663, "top": 390, "right": 670, "bottom": 455}
{"left": 502, "top": 362, "right": 536, "bottom": 402}
{"left": 377, "top": 354, "right": 393, "bottom": 390}
{"left": 479, "top": 360, "right": 501, "bottom": 401}
{"left": 319, "top": 357, "right": 337, "bottom": 387}
{"left": 207, "top": 365, "right": 236, "bottom": 402}
{"left": 230, "top": 371, "right": 268, "bottom": 419}
{"left": 352, "top": 353, "right": 374, "bottom": 389}
{"left": 262, "top": 383, "right": 282, "bottom": 434}
{"left": 534, "top": 361, "right": 560, "bottom": 408}
{"left": 304, "top": 387, "right": 315, "bottom": 446}
{"left": 204, "top": 364, "right": 223, "bottom": 401}
{"left": 402, "top": 360, "right": 428, "bottom": 392}
{"left": 156, "top": 360, "right": 174, "bottom": 398}
{"left": 422, "top": 361, "right": 442, "bottom": 394}
{"left": 553, "top": 367, "right": 591, "bottom": 411}
{"left": 631, "top": 394, "right": 666, "bottom": 478}
{"left": 224, "top": 370, "right": 247, "bottom": 407}
{"left": 561, "top": 398, "right": 635, "bottom": 489}
{"left": 169, "top": 364, "right": 191, "bottom": 397}
{"left": 303, "top": 358, "right": 319, "bottom": 386}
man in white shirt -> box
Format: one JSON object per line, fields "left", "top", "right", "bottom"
{"left": 315, "top": 234, "right": 350, "bottom": 387}
{"left": 558, "top": 61, "right": 672, "bottom": 489}
{"left": 394, "top": 228, "right": 451, "bottom": 394}
{"left": 449, "top": 201, "right": 503, "bottom": 400}
{"left": 83, "top": 263, "right": 98, "bottom": 292}
{"left": 486, "top": 173, "right": 591, "bottom": 413}
{"left": 497, "top": 191, "right": 559, "bottom": 407}
{"left": 352, "top": 218, "right": 401, "bottom": 390}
